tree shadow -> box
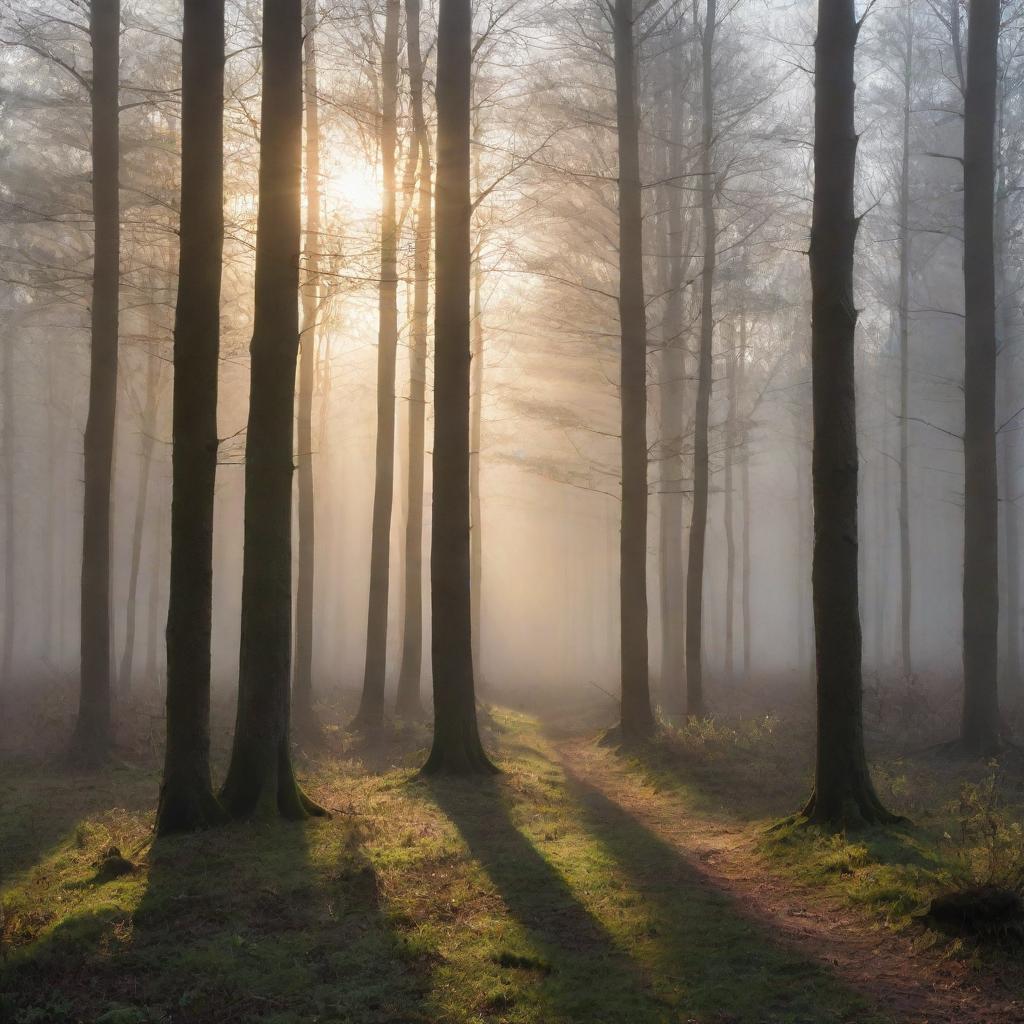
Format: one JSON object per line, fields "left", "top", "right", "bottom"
{"left": 0, "top": 759, "right": 156, "bottom": 883}
{"left": 422, "top": 773, "right": 674, "bottom": 1022}
{"left": 1, "top": 813, "right": 432, "bottom": 1023}
{"left": 560, "top": 765, "right": 893, "bottom": 1022}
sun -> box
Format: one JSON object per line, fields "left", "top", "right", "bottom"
{"left": 324, "top": 160, "right": 381, "bottom": 216}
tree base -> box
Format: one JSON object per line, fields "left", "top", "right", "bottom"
{"left": 420, "top": 729, "right": 498, "bottom": 776}
{"left": 67, "top": 723, "right": 112, "bottom": 769}
{"left": 220, "top": 742, "right": 330, "bottom": 820}
{"left": 155, "top": 777, "right": 225, "bottom": 837}
{"left": 798, "top": 786, "right": 905, "bottom": 832}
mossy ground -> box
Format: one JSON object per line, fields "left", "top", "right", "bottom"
{"left": 626, "top": 701, "right": 1024, "bottom": 939}
{"left": 0, "top": 704, "right": 906, "bottom": 1024}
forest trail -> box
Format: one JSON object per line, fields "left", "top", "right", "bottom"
{"left": 552, "top": 735, "right": 1022, "bottom": 1024}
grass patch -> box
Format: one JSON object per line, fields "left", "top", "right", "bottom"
{"left": 1, "top": 707, "right": 892, "bottom": 1023}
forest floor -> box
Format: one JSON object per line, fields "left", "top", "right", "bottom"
{"left": 2, "top": 691, "right": 1024, "bottom": 1023}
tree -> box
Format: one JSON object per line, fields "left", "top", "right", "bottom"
{"left": 685, "top": 0, "right": 716, "bottom": 718}
{"left": 395, "top": 0, "right": 432, "bottom": 720}
{"left": 421, "top": 0, "right": 496, "bottom": 774}
{"left": 155, "top": 0, "right": 226, "bottom": 836}
{"left": 354, "top": 0, "right": 402, "bottom": 732}
{"left": 219, "top": 0, "right": 327, "bottom": 817}
{"left": 294, "top": 0, "right": 323, "bottom": 737}
{"left": 960, "top": 0, "right": 1000, "bottom": 754}
{"left": 802, "top": 0, "right": 896, "bottom": 828}
{"left": 71, "top": 0, "right": 120, "bottom": 762}
{"left": 613, "top": 0, "right": 655, "bottom": 742}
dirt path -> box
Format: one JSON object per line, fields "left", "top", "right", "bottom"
{"left": 554, "top": 737, "right": 1022, "bottom": 1024}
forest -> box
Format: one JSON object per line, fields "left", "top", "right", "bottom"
{"left": 1, "top": 0, "right": 1024, "bottom": 1020}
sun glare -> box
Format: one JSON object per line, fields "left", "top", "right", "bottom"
{"left": 326, "top": 161, "right": 381, "bottom": 216}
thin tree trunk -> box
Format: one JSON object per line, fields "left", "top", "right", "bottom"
{"left": 803, "top": 0, "right": 894, "bottom": 828}
{"left": 421, "top": 0, "right": 496, "bottom": 773}
{"left": 354, "top": 0, "right": 402, "bottom": 731}
{"left": 739, "top": 306, "right": 751, "bottom": 681}
{"left": 659, "top": 28, "right": 686, "bottom": 711}
{"left": 145, "top": 486, "right": 164, "bottom": 691}
{"left": 897, "top": 3, "right": 913, "bottom": 679}
{"left": 470, "top": 233, "right": 484, "bottom": 684}
{"left": 685, "top": 0, "right": 716, "bottom": 718}
{"left": 613, "top": 0, "right": 654, "bottom": 741}
{"left": 724, "top": 320, "right": 736, "bottom": 682}
{"left": 2, "top": 331, "right": 14, "bottom": 690}
{"left": 155, "top": 0, "right": 225, "bottom": 834}
{"left": 294, "top": 0, "right": 322, "bottom": 736}
{"left": 395, "top": 0, "right": 431, "bottom": 719}
{"left": 997, "top": 80, "right": 1021, "bottom": 699}
{"left": 220, "top": 0, "right": 326, "bottom": 818}
{"left": 960, "top": 0, "right": 1000, "bottom": 754}
{"left": 72, "top": 0, "right": 120, "bottom": 762}
{"left": 119, "top": 348, "right": 159, "bottom": 694}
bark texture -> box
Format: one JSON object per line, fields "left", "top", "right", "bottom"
{"left": 686, "top": 0, "right": 716, "bottom": 718}
{"left": 156, "top": 0, "right": 225, "bottom": 835}
{"left": 72, "top": 0, "right": 120, "bottom": 762}
{"left": 220, "top": 0, "right": 326, "bottom": 818}
{"left": 354, "top": 0, "right": 402, "bottom": 731}
{"left": 613, "top": 0, "right": 655, "bottom": 742}
{"left": 395, "top": 0, "right": 431, "bottom": 719}
{"left": 960, "top": 0, "right": 1000, "bottom": 754}
{"left": 803, "top": 0, "right": 895, "bottom": 829}
{"left": 422, "top": 0, "right": 496, "bottom": 773}
{"left": 294, "top": 0, "right": 322, "bottom": 736}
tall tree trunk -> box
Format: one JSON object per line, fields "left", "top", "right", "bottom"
{"left": 470, "top": 234, "right": 484, "bottom": 684}
{"left": 156, "top": 0, "right": 225, "bottom": 835}
{"left": 724, "top": 319, "right": 736, "bottom": 682}
{"left": 395, "top": 0, "right": 431, "bottom": 719}
{"left": 220, "top": 0, "right": 326, "bottom": 818}
{"left": 72, "top": 0, "right": 120, "bottom": 762}
{"left": 613, "top": 0, "right": 654, "bottom": 741}
{"left": 2, "top": 330, "right": 14, "bottom": 690}
{"left": 803, "top": 0, "right": 894, "bottom": 828}
{"left": 145, "top": 486, "right": 164, "bottom": 691}
{"left": 118, "top": 356, "right": 158, "bottom": 695}
{"left": 739, "top": 305, "right": 751, "bottom": 681}
{"left": 685, "top": 0, "right": 716, "bottom": 718}
{"left": 897, "top": 3, "right": 913, "bottom": 680}
{"left": 294, "top": 0, "right": 322, "bottom": 736}
{"left": 997, "top": 82, "right": 1021, "bottom": 699}
{"left": 960, "top": 0, "right": 1000, "bottom": 754}
{"left": 421, "top": 0, "right": 495, "bottom": 773}
{"left": 659, "top": 29, "right": 686, "bottom": 712}
{"left": 354, "top": 0, "right": 402, "bottom": 731}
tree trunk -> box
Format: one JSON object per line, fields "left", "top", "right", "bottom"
{"left": 294, "top": 0, "right": 322, "bottom": 737}
{"left": 156, "top": 0, "right": 225, "bottom": 835}
{"left": 996, "top": 82, "right": 1020, "bottom": 699}
{"left": 897, "top": 3, "right": 913, "bottom": 680}
{"left": 803, "top": 0, "right": 895, "bottom": 828}
{"left": 421, "top": 0, "right": 496, "bottom": 773}
{"left": 739, "top": 307, "right": 751, "bottom": 681}
{"left": 395, "top": 0, "right": 431, "bottom": 719}
{"left": 220, "top": 0, "right": 326, "bottom": 818}
{"left": 2, "top": 330, "right": 14, "bottom": 690}
{"left": 960, "top": 0, "right": 1000, "bottom": 754}
{"left": 724, "top": 320, "right": 736, "bottom": 682}
{"left": 613, "top": 0, "right": 654, "bottom": 742}
{"left": 659, "top": 29, "right": 686, "bottom": 712}
{"left": 354, "top": 0, "right": 402, "bottom": 731}
{"left": 685, "top": 0, "right": 716, "bottom": 719}
{"left": 72, "top": 0, "right": 120, "bottom": 762}
{"left": 145, "top": 487, "right": 165, "bottom": 691}
{"left": 470, "top": 232, "right": 484, "bottom": 684}
{"left": 119, "top": 348, "right": 159, "bottom": 694}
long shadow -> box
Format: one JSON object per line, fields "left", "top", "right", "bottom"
{"left": 1, "top": 811, "right": 432, "bottom": 1023}
{"left": 0, "top": 760, "right": 157, "bottom": 884}
{"left": 561, "top": 765, "right": 896, "bottom": 1023}
{"left": 423, "top": 773, "right": 673, "bottom": 1023}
